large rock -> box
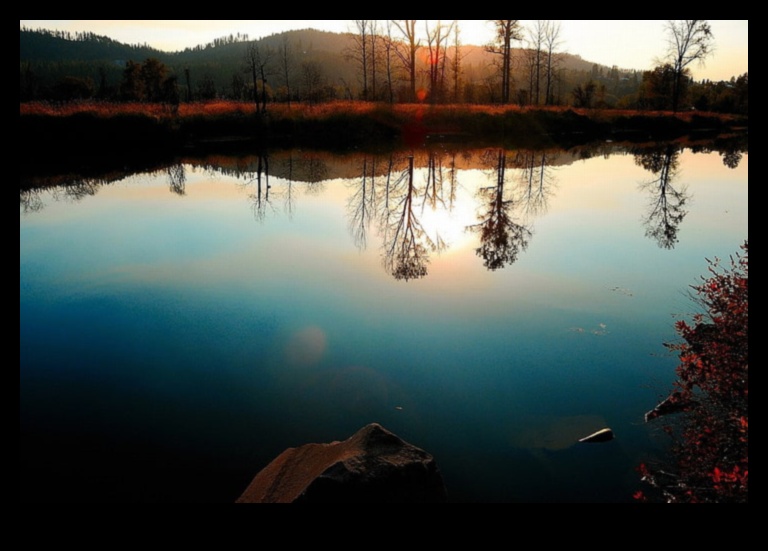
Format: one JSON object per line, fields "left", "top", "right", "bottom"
{"left": 236, "top": 423, "right": 447, "bottom": 503}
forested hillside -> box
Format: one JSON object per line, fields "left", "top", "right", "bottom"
{"left": 19, "top": 26, "right": 747, "bottom": 113}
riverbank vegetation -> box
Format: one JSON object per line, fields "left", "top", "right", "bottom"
{"left": 640, "top": 243, "right": 748, "bottom": 503}
{"left": 19, "top": 100, "right": 748, "bottom": 152}
{"left": 21, "top": 22, "right": 747, "bottom": 115}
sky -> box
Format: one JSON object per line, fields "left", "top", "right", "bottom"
{"left": 20, "top": 20, "right": 748, "bottom": 81}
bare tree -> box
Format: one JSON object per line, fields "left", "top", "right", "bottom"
{"left": 527, "top": 21, "right": 546, "bottom": 106}
{"left": 301, "top": 60, "right": 324, "bottom": 106}
{"left": 425, "top": 20, "right": 455, "bottom": 103}
{"left": 450, "top": 23, "right": 467, "bottom": 103}
{"left": 370, "top": 20, "right": 380, "bottom": 101}
{"left": 382, "top": 21, "right": 398, "bottom": 103}
{"left": 347, "top": 20, "right": 371, "bottom": 100}
{"left": 663, "top": 20, "right": 714, "bottom": 112}
{"left": 279, "top": 35, "right": 295, "bottom": 106}
{"left": 543, "top": 21, "right": 563, "bottom": 106}
{"left": 392, "top": 20, "right": 420, "bottom": 102}
{"left": 245, "top": 42, "right": 275, "bottom": 113}
{"left": 487, "top": 20, "right": 523, "bottom": 105}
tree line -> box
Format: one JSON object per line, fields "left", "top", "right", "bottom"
{"left": 19, "top": 21, "right": 747, "bottom": 115}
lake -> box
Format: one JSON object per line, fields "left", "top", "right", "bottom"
{"left": 20, "top": 138, "right": 748, "bottom": 502}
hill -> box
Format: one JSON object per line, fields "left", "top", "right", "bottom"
{"left": 21, "top": 26, "right": 643, "bottom": 105}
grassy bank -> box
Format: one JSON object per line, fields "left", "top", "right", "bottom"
{"left": 20, "top": 100, "right": 748, "bottom": 152}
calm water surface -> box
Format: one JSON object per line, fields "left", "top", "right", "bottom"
{"left": 20, "top": 142, "right": 748, "bottom": 502}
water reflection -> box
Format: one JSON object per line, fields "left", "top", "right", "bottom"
{"left": 19, "top": 137, "right": 749, "bottom": 504}
{"left": 468, "top": 150, "right": 532, "bottom": 271}
{"left": 20, "top": 137, "right": 747, "bottom": 277}
{"left": 167, "top": 164, "right": 186, "bottom": 196}
{"left": 381, "top": 156, "right": 437, "bottom": 281}
{"left": 516, "top": 150, "right": 556, "bottom": 216}
{"left": 347, "top": 157, "right": 379, "bottom": 251}
{"left": 634, "top": 145, "right": 689, "bottom": 250}
{"left": 20, "top": 188, "right": 44, "bottom": 213}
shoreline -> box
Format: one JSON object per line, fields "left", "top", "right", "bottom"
{"left": 19, "top": 101, "right": 748, "bottom": 153}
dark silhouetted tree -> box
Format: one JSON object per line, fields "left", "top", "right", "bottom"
{"left": 450, "top": 23, "right": 467, "bottom": 103}
{"left": 392, "top": 20, "right": 420, "bottom": 102}
{"left": 301, "top": 60, "right": 324, "bottom": 106}
{"left": 640, "top": 64, "right": 684, "bottom": 111}
{"left": 197, "top": 74, "right": 217, "bottom": 100}
{"left": 572, "top": 81, "right": 597, "bottom": 108}
{"left": 424, "top": 20, "right": 455, "bottom": 103}
{"left": 245, "top": 43, "right": 274, "bottom": 113}
{"left": 141, "top": 58, "right": 167, "bottom": 102}
{"left": 121, "top": 60, "right": 145, "bottom": 101}
{"left": 347, "top": 20, "right": 372, "bottom": 101}
{"left": 527, "top": 20, "right": 546, "bottom": 105}
{"left": 52, "top": 76, "right": 94, "bottom": 101}
{"left": 543, "top": 21, "right": 563, "bottom": 106}
{"left": 487, "top": 20, "right": 523, "bottom": 104}
{"left": 663, "top": 20, "right": 714, "bottom": 112}
{"left": 382, "top": 21, "right": 399, "bottom": 103}
{"left": 278, "top": 35, "right": 295, "bottom": 105}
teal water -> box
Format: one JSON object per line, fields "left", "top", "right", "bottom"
{"left": 20, "top": 143, "right": 748, "bottom": 502}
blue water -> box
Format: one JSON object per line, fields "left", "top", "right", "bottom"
{"left": 20, "top": 144, "right": 748, "bottom": 502}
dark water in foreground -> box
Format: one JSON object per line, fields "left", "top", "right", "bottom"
{"left": 20, "top": 141, "right": 748, "bottom": 502}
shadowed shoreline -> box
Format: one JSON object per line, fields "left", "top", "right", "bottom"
{"left": 19, "top": 101, "right": 748, "bottom": 156}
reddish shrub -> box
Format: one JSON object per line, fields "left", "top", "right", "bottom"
{"left": 641, "top": 242, "right": 748, "bottom": 502}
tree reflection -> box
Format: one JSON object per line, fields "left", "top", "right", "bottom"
{"left": 20, "top": 188, "right": 45, "bottom": 213}
{"left": 721, "top": 148, "right": 744, "bottom": 170}
{"left": 347, "top": 157, "right": 378, "bottom": 251}
{"left": 302, "top": 156, "right": 329, "bottom": 196}
{"left": 515, "top": 150, "right": 556, "bottom": 216}
{"left": 381, "top": 156, "right": 438, "bottom": 281}
{"left": 635, "top": 145, "right": 689, "bottom": 249}
{"left": 167, "top": 164, "right": 186, "bottom": 196}
{"left": 468, "top": 150, "right": 532, "bottom": 270}
{"left": 51, "top": 179, "right": 100, "bottom": 203}
{"left": 249, "top": 154, "right": 274, "bottom": 222}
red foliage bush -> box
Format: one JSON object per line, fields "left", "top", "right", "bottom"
{"left": 641, "top": 242, "right": 748, "bottom": 503}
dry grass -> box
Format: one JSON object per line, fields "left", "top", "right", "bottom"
{"left": 20, "top": 99, "right": 740, "bottom": 123}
